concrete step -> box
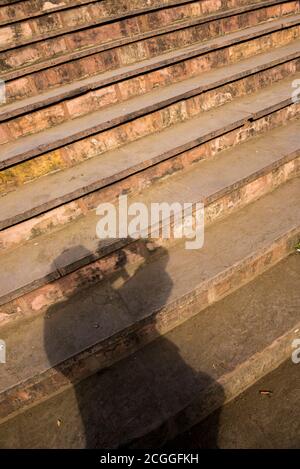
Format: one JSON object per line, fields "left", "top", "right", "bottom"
{"left": 2, "top": 35, "right": 300, "bottom": 124}
{"left": 0, "top": 0, "right": 102, "bottom": 24}
{"left": 1, "top": 54, "right": 298, "bottom": 171}
{"left": 0, "top": 0, "right": 205, "bottom": 52}
{"left": 0, "top": 0, "right": 195, "bottom": 29}
{"left": 0, "top": 235, "right": 298, "bottom": 445}
{"left": 0, "top": 118, "right": 299, "bottom": 307}
{"left": 0, "top": 0, "right": 204, "bottom": 27}
{"left": 1, "top": 1, "right": 295, "bottom": 79}
{"left": 2, "top": 0, "right": 271, "bottom": 51}
{"left": 0, "top": 0, "right": 298, "bottom": 449}
{"left": 1, "top": 40, "right": 299, "bottom": 149}
{"left": 166, "top": 358, "right": 300, "bottom": 449}
{"left": 0, "top": 76, "right": 298, "bottom": 232}
{"left": 128, "top": 255, "right": 300, "bottom": 448}
{"left": 2, "top": 13, "right": 299, "bottom": 109}
{"left": 1, "top": 8, "right": 299, "bottom": 102}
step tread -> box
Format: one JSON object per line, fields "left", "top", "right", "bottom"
{"left": 0, "top": 3, "right": 200, "bottom": 54}
{"left": 0, "top": 75, "right": 297, "bottom": 230}
{"left": 0, "top": 0, "right": 194, "bottom": 29}
{"left": 1, "top": 12, "right": 299, "bottom": 83}
{"left": 0, "top": 194, "right": 300, "bottom": 432}
{"left": 0, "top": 0, "right": 299, "bottom": 449}
{"left": 2, "top": 0, "right": 247, "bottom": 52}
{"left": 0, "top": 177, "right": 299, "bottom": 389}
{"left": 0, "top": 37, "right": 299, "bottom": 151}
{"left": 0, "top": 257, "right": 299, "bottom": 447}
{"left": 93, "top": 254, "right": 300, "bottom": 447}
{"left": 0, "top": 119, "right": 299, "bottom": 305}
{"left": 0, "top": 0, "right": 93, "bottom": 27}
{"left": 2, "top": 28, "right": 299, "bottom": 123}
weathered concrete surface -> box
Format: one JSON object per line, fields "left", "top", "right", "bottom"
{"left": 2, "top": 3, "right": 297, "bottom": 81}
{"left": 0, "top": 183, "right": 298, "bottom": 427}
{"left": 1, "top": 51, "right": 298, "bottom": 146}
{"left": 2, "top": 13, "right": 299, "bottom": 101}
{"left": 167, "top": 359, "right": 300, "bottom": 449}
{"left": 1, "top": 70, "right": 298, "bottom": 171}
{"left": 1, "top": 38, "right": 299, "bottom": 122}
{"left": 1, "top": 77, "right": 299, "bottom": 230}
{"left": 0, "top": 121, "right": 299, "bottom": 306}
{"left": 0, "top": 254, "right": 298, "bottom": 448}
{"left": 6, "top": 0, "right": 284, "bottom": 52}
{"left": 0, "top": 0, "right": 299, "bottom": 449}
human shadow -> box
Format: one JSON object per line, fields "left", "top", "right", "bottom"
{"left": 43, "top": 240, "right": 225, "bottom": 448}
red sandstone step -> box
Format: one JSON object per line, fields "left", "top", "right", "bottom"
{"left": 0, "top": 256, "right": 298, "bottom": 447}
{"left": 0, "top": 40, "right": 299, "bottom": 150}
{"left": 0, "top": 179, "right": 298, "bottom": 427}
{"left": 0, "top": 118, "right": 299, "bottom": 309}
{"left": 1, "top": 50, "right": 298, "bottom": 167}
{"left": 0, "top": 1, "right": 201, "bottom": 53}
{"left": 0, "top": 76, "right": 297, "bottom": 230}
{"left": 0, "top": 0, "right": 298, "bottom": 451}
{"left": 1, "top": 104, "right": 297, "bottom": 254}
{"left": 0, "top": 0, "right": 195, "bottom": 27}
{"left": 5, "top": 254, "right": 298, "bottom": 449}
{"left": 3, "top": 14, "right": 299, "bottom": 106}
{"left": 123, "top": 255, "right": 300, "bottom": 448}
{"left": 1, "top": 7, "right": 299, "bottom": 84}
{"left": 0, "top": 0, "right": 287, "bottom": 51}
{"left": 1, "top": 35, "right": 300, "bottom": 123}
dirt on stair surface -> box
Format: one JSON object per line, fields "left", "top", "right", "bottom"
{"left": 167, "top": 359, "right": 300, "bottom": 449}
{"left": 0, "top": 254, "right": 299, "bottom": 449}
{"left": 0, "top": 0, "right": 300, "bottom": 450}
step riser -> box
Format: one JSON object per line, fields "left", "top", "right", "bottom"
{"left": 0, "top": 227, "right": 298, "bottom": 426}
{"left": 0, "top": 1, "right": 206, "bottom": 52}
{"left": 131, "top": 319, "right": 300, "bottom": 448}
{"left": 1, "top": 102, "right": 299, "bottom": 251}
{"left": 2, "top": 52, "right": 300, "bottom": 131}
{"left": 2, "top": 0, "right": 278, "bottom": 50}
{"left": 0, "top": 0, "right": 197, "bottom": 31}
{"left": 0, "top": 0, "right": 96, "bottom": 21}
{"left": 1, "top": 148, "right": 298, "bottom": 313}
{"left": 1, "top": 61, "right": 299, "bottom": 185}
{"left": 0, "top": 0, "right": 223, "bottom": 27}
{"left": 2, "top": 4, "right": 299, "bottom": 86}
{"left": 1, "top": 54, "right": 299, "bottom": 149}
{"left": 1, "top": 2, "right": 296, "bottom": 77}
{"left": 3, "top": 19, "right": 300, "bottom": 107}
{"left": 0, "top": 0, "right": 299, "bottom": 449}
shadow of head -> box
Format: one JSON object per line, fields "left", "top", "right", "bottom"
{"left": 43, "top": 238, "right": 171, "bottom": 374}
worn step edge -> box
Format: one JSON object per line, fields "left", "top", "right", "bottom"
{"left": 0, "top": 44, "right": 298, "bottom": 156}
{"left": 2, "top": 106, "right": 297, "bottom": 253}
{"left": 1, "top": 51, "right": 298, "bottom": 168}
{"left": 0, "top": 182, "right": 298, "bottom": 424}
{"left": 0, "top": 254, "right": 299, "bottom": 447}
{"left": 1, "top": 12, "right": 299, "bottom": 83}
{"left": 2, "top": 27, "right": 300, "bottom": 122}
{"left": 0, "top": 76, "right": 297, "bottom": 229}
{"left": 1, "top": 37, "right": 299, "bottom": 125}
{"left": 0, "top": 119, "right": 299, "bottom": 308}
{"left": 0, "top": 0, "right": 195, "bottom": 28}
{"left": 0, "top": 0, "right": 284, "bottom": 53}
{"left": 1, "top": 1, "right": 293, "bottom": 78}
{"left": 0, "top": 1, "right": 203, "bottom": 54}
{"left": 130, "top": 305, "right": 300, "bottom": 448}
{"left": 0, "top": 0, "right": 92, "bottom": 8}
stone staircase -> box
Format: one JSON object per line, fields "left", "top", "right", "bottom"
{"left": 0, "top": 0, "right": 299, "bottom": 448}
